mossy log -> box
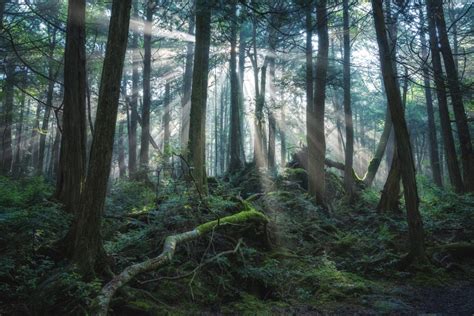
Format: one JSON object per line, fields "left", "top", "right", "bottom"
{"left": 94, "top": 209, "right": 268, "bottom": 315}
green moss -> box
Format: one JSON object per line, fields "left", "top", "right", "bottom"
{"left": 196, "top": 209, "right": 268, "bottom": 234}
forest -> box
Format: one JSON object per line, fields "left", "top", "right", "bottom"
{"left": 0, "top": 0, "right": 473, "bottom": 314}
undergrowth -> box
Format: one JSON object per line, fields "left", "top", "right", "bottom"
{"left": 0, "top": 171, "right": 473, "bottom": 314}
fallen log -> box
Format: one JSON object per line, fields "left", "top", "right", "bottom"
{"left": 93, "top": 209, "right": 268, "bottom": 315}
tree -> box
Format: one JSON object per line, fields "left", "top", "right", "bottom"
{"left": 66, "top": 0, "right": 132, "bottom": 277}
{"left": 55, "top": 0, "right": 87, "bottom": 214}
{"left": 419, "top": 3, "right": 442, "bottom": 187}
{"left": 127, "top": 1, "right": 140, "bottom": 179}
{"left": 228, "top": 1, "right": 244, "bottom": 173}
{"left": 372, "top": 0, "right": 425, "bottom": 262}
{"left": 426, "top": 0, "right": 464, "bottom": 193}
{"left": 307, "top": 0, "right": 328, "bottom": 205}
{"left": 342, "top": 0, "right": 354, "bottom": 199}
{"left": 139, "top": 0, "right": 155, "bottom": 180}
{"left": 187, "top": 0, "right": 212, "bottom": 194}
{"left": 427, "top": 0, "right": 474, "bottom": 192}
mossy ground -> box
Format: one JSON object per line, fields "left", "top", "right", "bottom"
{"left": 0, "top": 170, "right": 473, "bottom": 314}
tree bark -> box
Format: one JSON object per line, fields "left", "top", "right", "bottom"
{"left": 228, "top": 1, "right": 244, "bottom": 173}
{"left": 55, "top": 0, "right": 87, "bottom": 214}
{"left": 428, "top": 0, "right": 474, "bottom": 192}
{"left": 308, "top": 0, "right": 328, "bottom": 205}
{"left": 118, "top": 120, "right": 127, "bottom": 178}
{"left": 372, "top": 0, "right": 426, "bottom": 261}
{"left": 128, "top": 1, "right": 139, "bottom": 179}
{"left": 67, "top": 0, "right": 132, "bottom": 277}
{"left": 342, "top": 0, "right": 354, "bottom": 199}
{"left": 426, "top": 0, "right": 464, "bottom": 193}
{"left": 188, "top": 0, "right": 212, "bottom": 194}
{"left": 163, "top": 81, "right": 171, "bottom": 170}
{"left": 180, "top": 8, "right": 195, "bottom": 152}
{"left": 419, "top": 5, "right": 442, "bottom": 187}
{"left": 139, "top": 1, "right": 154, "bottom": 179}
{"left": 1, "top": 60, "right": 14, "bottom": 175}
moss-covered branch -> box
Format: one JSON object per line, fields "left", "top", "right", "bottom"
{"left": 94, "top": 209, "right": 268, "bottom": 316}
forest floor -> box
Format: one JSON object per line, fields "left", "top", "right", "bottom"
{"left": 1, "top": 167, "right": 474, "bottom": 315}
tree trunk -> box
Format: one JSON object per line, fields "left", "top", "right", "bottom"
{"left": 38, "top": 27, "right": 57, "bottom": 176}
{"left": 428, "top": 0, "right": 474, "bottom": 192}
{"left": 363, "top": 107, "right": 392, "bottom": 186}
{"left": 308, "top": 0, "right": 328, "bottom": 205}
{"left": 372, "top": 0, "right": 426, "bottom": 262}
{"left": 12, "top": 94, "right": 26, "bottom": 178}
{"left": 67, "top": 0, "right": 132, "bottom": 277}
{"left": 188, "top": 0, "right": 212, "bottom": 194}
{"left": 1, "top": 60, "right": 14, "bottom": 175}
{"left": 55, "top": 0, "right": 87, "bottom": 214}
{"left": 228, "top": 1, "right": 244, "bottom": 173}
{"left": 163, "top": 81, "right": 171, "bottom": 171}
{"left": 426, "top": 0, "right": 464, "bottom": 193}
{"left": 377, "top": 148, "right": 401, "bottom": 213}
{"left": 128, "top": 1, "right": 139, "bottom": 179}
{"left": 139, "top": 1, "right": 154, "bottom": 179}
{"left": 118, "top": 120, "right": 126, "bottom": 178}
{"left": 342, "top": 0, "right": 354, "bottom": 199}
{"left": 180, "top": 9, "right": 195, "bottom": 152}
{"left": 419, "top": 5, "right": 442, "bottom": 187}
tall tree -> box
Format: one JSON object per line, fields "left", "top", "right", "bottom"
{"left": 228, "top": 1, "right": 244, "bottom": 172}
{"left": 38, "top": 27, "right": 58, "bottom": 175}
{"left": 187, "top": 0, "right": 212, "bottom": 193}
{"left": 428, "top": 0, "right": 474, "bottom": 192}
{"left": 419, "top": 4, "right": 442, "bottom": 187}
{"left": 426, "top": 0, "right": 464, "bottom": 192}
{"left": 342, "top": 0, "right": 354, "bottom": 199}
{"left": 66, "top": 0, "right": 132, "bottom": 277}
{"left": 127, "top": 1, "right": 139, "bottom": 179}
{"left": 372, "top": 0, "right": 425, "bottom": 262}
{"left": 55, "top": 0, "right": 87, "bottom": 214}
{"left": 307, "top": 0, "right": 328, "bottom": 205}
{"left": 180, "top": 3, "right": 195, "bottom": 151}
{"left": 139, "top": 0, "right": 155, "bottom": 179}
{"left": 1, "top": 61, "right": 15, "bottom": 175}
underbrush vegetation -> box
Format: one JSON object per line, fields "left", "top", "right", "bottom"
{"left": 1, "top": 172, "right": 473, "bottom": 314}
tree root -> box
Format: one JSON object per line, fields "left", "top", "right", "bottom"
{"left": 93, "top": 209, "right": 268, "bottom": 315}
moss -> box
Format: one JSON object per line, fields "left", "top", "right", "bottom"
{"left": 196, "top": 209, "right": 268, "bottom": 235}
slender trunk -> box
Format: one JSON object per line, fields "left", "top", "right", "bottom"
{"left": 343, "top": 0, "right": 354, "bottom": 198}
{"left": 56, "top": 0, "right": 87, "bottom": 214}
{"left": 428, "top": 0, "right": 474, "bottom": 192}
{"left": 363, "top": 108, "right": 392, "bottom": 186}
{"left": 180, "top": 10, "right": 195, "bottom": 151}
{"left": 1, "top": 61, "right": 14, "bottom": 175}
{"left": 163, "top": 81, "right": 171, "bottom": 170}
{"left": 128, "top": 2, "right": 139, "bottom": 179}
{"left": 188, "top": 0, "right": 212, "bottom": 193}
{"left": 118, "top": 120, "right": 126, "bottom": 178}
{"left": 238, "top": 18, "right": 247, "bottom": 163}
{"left": 426, "top": 0, "right": 464, "bottom": 192}
{"left": 308, "top": 0, "right": 328, "bottom": 205}
{"left": 419, "top": 5, "right": 442, "bottom": 187}
{"left": 228, "top": 1, "right": 244, "bottom": 172}
{"left": 67, "top": 0, "right": 131, "bottom": 277}
{"left": 372, "top": 0, "right": 425, "bottom": 261}
{"left": 12, "top": 94, "right": 25, "bottom": 178}
{"left": 139, "top": 1, "right": 153, "bottom": 178}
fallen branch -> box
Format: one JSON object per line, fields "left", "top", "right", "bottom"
{"left": 93, "top": 209, "right": 268, "bottom": 315}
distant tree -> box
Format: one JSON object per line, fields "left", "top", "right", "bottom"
{"left": 307, "top": 0, "right": 329, "bottom": 205}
